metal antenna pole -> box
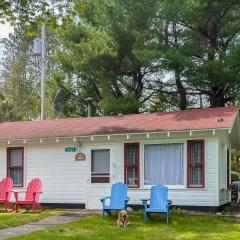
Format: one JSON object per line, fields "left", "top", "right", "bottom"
{"left": 85, "top": 98, "right": 92, "bottom": 117}
{"left": 40, "top": 23, "right": 46, "bottom": 120}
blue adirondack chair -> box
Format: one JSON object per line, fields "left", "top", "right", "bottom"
{"left": 100, "top": 182, "right": 130, "bottom": 221}
{"left": 141, "top": 185, "right": 172, "bottom": 224}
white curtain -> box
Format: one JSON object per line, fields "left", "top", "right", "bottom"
{"left": 144, "top": 143, "right": 183, "bottom": 185}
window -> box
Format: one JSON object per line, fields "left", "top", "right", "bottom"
{"left": 7, "top": 147, "right": 24, "bottom": 187}
{"left": 227, "top": 149, "right": 230, "bottom": 187}
{"left": 144, "top": 143, "right": 184, "bottom": 185}
{"left": 124, "top": 143, "right": 140, "bottom": 188}
{"left": 187, "top": 140, "right": 205, "bottom": 188}
{"left": 220, "top": 145, "right": 228, "bottom": 189}
{"left": 220, "top": 145, "right": 226, "bottom": 189}
{"left": 91, "top": 149, "right": 110, "bottom": 183}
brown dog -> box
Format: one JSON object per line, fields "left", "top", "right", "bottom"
{"left": 117, "top": 210, "right": 130, "bottom": 227}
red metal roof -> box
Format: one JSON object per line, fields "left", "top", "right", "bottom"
{"left": 0, "top": 106, "right": 238, "bottom": 140}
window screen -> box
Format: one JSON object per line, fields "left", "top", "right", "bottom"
{"left": 187, "top": 140, "right": 204, "bottom": 188}
{"left": 124, "top": 143, "right": 139, "bottom": 188}
{"left": 7, "top": 148, "right": 24, "bottom": 187}
{"left": 91, "top": 149, "right": 110, "bottom": 183}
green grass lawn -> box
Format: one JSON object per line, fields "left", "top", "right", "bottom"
{"left": 0, "top": 208, "right": 61, "bottom": 229}
{"left": 7, "top": 211, "right": 240, "bottom": 240}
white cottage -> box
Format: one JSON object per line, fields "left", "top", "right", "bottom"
{"left": 0, "top": 106, "right": 239, "bottom": 211}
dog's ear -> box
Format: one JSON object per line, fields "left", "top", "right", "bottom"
{"left": 119, "top": 211, "right": 123, "bottom": 218}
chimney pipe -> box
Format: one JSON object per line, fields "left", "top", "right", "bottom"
{"left": 85, "top": 97, "right": 92, "bottom": 117}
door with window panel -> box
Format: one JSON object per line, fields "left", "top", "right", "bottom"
{"left": 87, "top": 146, "right": 114, "bottom": 209}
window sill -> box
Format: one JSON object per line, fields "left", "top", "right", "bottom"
{"left": 220, "top": 187, "right": 228, "bottom": 191}
{"left": 129, "top": 185, "right": 207, "bottom": 191}
{"left": 140, "top": 185, "right": 185, "bottom": 190}
{"left": 13, "top": 185, "right": 24, "bottom": 188}
{"left": 13, "top": 186, "right": 24, "bottom": 189}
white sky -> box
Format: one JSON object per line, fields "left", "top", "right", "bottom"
{"left": 0, "top": 23, "right": 13, "bottom": 58}
{"left": 0, "top": 23, "right": 13, "bottom": 38}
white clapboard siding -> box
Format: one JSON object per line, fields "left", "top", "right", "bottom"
{"left": 85, "top": 137, "right": 220, "bottom": 209}
{"left": 26, "top": 143, "right": 88, "bottom": 203}
{"left": 0, "top": 134, "right": 229, "bottom": 209}
{"left": 218, "top": 134, "right": 231, "bottom": 206}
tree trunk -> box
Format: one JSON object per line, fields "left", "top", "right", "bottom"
{"left": 175, "top": 70, "right": 187, "bottom": 110}
{"left": 172, "top": 22, "right": 187, "bottom": 110}
{"left": 209, "top": 87, "right": 225, "bottom": 107}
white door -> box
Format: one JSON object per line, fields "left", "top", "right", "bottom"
{"left": 86, "top": 144, "right": 116, "bottom": 209}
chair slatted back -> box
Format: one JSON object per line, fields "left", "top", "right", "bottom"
{"left": 150, "top": 185, "right": 168, "bottom": 210}
{"left": 0, "top": 177, "right": 13, "bottom": 201}
{"left": 25, "top": 178, "right": 42, "bottom": 202}
{"left": 110, "top": 182, "right": 128, "bottom": 208}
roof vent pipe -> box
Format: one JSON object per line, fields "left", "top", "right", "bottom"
{"left": 85, "top": 97, "right": 93, "bottom": 117}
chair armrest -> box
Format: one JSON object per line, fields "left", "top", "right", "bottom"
{"left": 141, "top": 198, "right": 150, "bottom": 208}
{"left": 100, "top": 196, "right": 110, "bottom": 203}
{"left": 167, "top": 200, "right": 172, "bottom": 209}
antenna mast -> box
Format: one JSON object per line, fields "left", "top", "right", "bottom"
{"left": 40, "top": 23, "right": 46, "bottom": 120}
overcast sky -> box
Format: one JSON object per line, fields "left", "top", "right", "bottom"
{"left": 0, "top": 23, "right": 13, "bottom": 38}
{"left": 0, "top": 23, "right": 13, "bottom": 58}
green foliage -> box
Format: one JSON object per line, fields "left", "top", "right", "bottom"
{"left": 8, "top": 212, "right": 240, "bottom": 240}
{"left": 100, "top": 94, "right": 140, "bottom": 115}
{"left": 170, "top": 207, "right": 189, "bottom": 215}
{"left": 0, "top": 208, "right": 62, "bottom": 230}
{"left": 231, "top": 172, "right": 240, "bottom": 182}
{"left": 53, "top": 0, "right": 164, "bottom": 116}
{"left": 2, "top": 0, "right": 240, "bottom": 119}
{"left": 231, "top": 149, "right": 240, "bottom": 172}
{"left": 0, "top": 24, "right": 58, "bottom": 120}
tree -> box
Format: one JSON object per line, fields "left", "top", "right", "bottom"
{"left": 231, "top": 149, "right": 240, "bottom": 173}
{"left": 0, "top": 1, "right": 72, "bottom": 24}
{"left": 0, "top": 26, "right": 39, "bottom": 120}
{"left": 0, "top": 24, "right": 58, "bottom": 120}
{"left": 2, "top": 0, "right": 240, "bottom": 120}
{"left": 54, "top": 0, "right": 165, "bottom": 115}
{"left": 174, "top": 0, "right": 240, "bottom": 107}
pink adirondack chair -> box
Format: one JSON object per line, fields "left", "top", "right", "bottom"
{"left": 14, "top": 178, "right": 44, "bottom": 213}
{"left": 0, "top": 177, "right": 14, "bottom": 211}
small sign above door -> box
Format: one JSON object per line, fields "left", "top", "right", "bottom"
{"left": 65, "top": 147, "right": 77, "bottom": 152}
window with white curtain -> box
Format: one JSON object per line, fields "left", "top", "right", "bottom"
{"left": 144, "top": 143, "right": 184, "bottom": 185}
